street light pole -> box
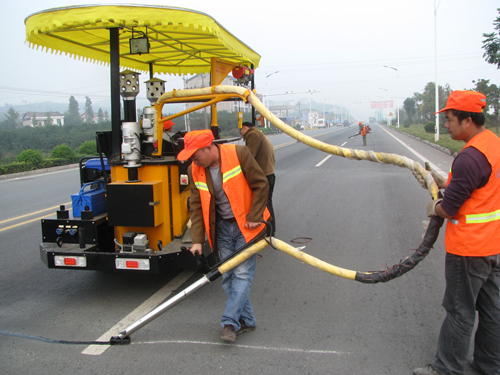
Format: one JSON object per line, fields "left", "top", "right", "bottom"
{"left": 383, "top": 65, "right": 400, "bottom": 128}
{"left": 265, "top": 71, "right": 279, "bottom": 128}
{"left": 323, "top": 97, "right": 329, "bottom": 126}
{"left": 434, "top": 0, "right": 441, "bottom": 141}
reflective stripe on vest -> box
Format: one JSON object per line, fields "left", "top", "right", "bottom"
{"left": 222, "top": 165, "right": 242, "bottom": 184}
{"left": 195, "top": 181, "right": 209, "bottom": 191}
{"left": 466, "top": 209, "right": 500, "bottom": 224}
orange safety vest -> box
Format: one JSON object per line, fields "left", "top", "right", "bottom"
{"left": 445, "top": 130, "right": 500, "bottom": 257}
{"left": 191, "top": 144, "right": 270, "bottom": 249}
{"left": 361, "top": 126, "right": 367, "bottom": 136}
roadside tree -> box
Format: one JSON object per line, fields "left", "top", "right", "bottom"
{"left": 64, "top": 96, "right": 82, "bottom": 125}
{"left": 17, "top": 149, "right": 43, "bottom": 166}
{"left": 403, "top": 97, "right": 417, "bottom": 124}
{"left": 78, "top": 141, "right": 97, "bottom": 155}
{"left": 483, "top": 8, "right": 500, "bottom": 69}
{"left": 51, "top": 144, "right": 76, "bottom": 159}
{"left": 472, "top": 79, "right": 500, "bottom": 131}
{"left": 84, "top": 96, "right": 94, "bottom": 123}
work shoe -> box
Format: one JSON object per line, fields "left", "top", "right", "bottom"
{"left": 468, "top": 358, "right": 487, "bottom": 375}
{"left": 413, "top": 364, "right": 442, "bottom": 375}
{"left": 237, "top": 319, "right": 256, "bottom": 336}
{"left": 221, "top": 325, "right": 236, "bottom": 342}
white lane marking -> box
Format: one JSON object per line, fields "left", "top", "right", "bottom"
{"left": 379, "top": 126, "right": 446, "bottom": 175}
{"left": 82, "top": 267, "right": 197, "bottom": 356}
{"left": 315, "top": 155, "right": 332, "bottom": 167}
{"left": 341, "top": 142, "right": 347, "bottom": 147}
{"left": 136, "top": 339, "right": 349, "bottom": 355}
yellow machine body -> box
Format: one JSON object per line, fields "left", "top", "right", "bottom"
{"left": 108, "top": 164, "right": 190, "bottom": 251}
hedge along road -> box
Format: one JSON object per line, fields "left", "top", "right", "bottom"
{"left": 1, "top": 126, "right": 480, "bottom": 375}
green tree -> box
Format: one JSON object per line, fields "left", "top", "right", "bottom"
{"left": 97, "top": 108, "right": 104, "bottom": 123}
{"left": 17, "top": 149, "right": 43, "bottom": 165}
{"left": 45, "top": 112, "right": 52, "bottom": 126}
{"left": 64, "top": 96, "right": 82, "bottom": 125}
{"left": 1, "top": 107, "right": 20, "bottom": 130}
{"left": 84, "top": 96, "right": 94, "bottom": 123}
{"left": 51, "top": 144, "right": 76, "bottom": 159}
{"left": 417, "top": 82, "right": 451, "bottom": 123}
{"left": 78, "top": 140, "right": 97, "bottom": 155}
{"left": 472, "top": 79, "right": 500, "bottom": 131}
{"left": 403, "top": 97, "right": 417, "bottom": 124}
{"left": 482, "top": 8, "right": 500, "bottom": 69}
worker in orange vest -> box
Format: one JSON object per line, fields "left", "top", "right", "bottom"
{"left": 414, "top": 90, "right": 500, "bottom": 375}
{"left": 359, "top": 121, "right": 368, "bottom": 146}
{"left": 177, "top": 129, "right": 270, "bottom": 343}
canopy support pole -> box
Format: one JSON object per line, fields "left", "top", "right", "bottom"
{"left": 110, "top": 28, "right": 121, "bottom": 160}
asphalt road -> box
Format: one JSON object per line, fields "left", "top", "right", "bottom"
{"left": 0, "top": 125, "right": 481, "bottom": 375}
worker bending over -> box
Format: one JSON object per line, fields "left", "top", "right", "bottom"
{"left": 177, "top": 129, "right": 270, "bottom": 343}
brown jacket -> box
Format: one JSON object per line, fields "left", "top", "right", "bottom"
{"left": 188, "top": 144, "right": 269, "bottom": 247}
{"left": 243, "top": 127, "right": 275, "bottom": 176}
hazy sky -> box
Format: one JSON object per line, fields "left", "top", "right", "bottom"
{"left": 1, "top": 0, "right": 498, "bottom": 120}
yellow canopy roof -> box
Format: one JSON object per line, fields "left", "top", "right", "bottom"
{"left": 25, "top": 4, "right": 261, "bottom": 75}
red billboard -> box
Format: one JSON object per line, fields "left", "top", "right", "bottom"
{"left": 371, "top": 100, "right": 393, "bottom": 109}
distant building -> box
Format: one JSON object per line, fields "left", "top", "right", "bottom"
{"left": 22, "top": 111, "right": 64, "bottom": 127}
{"left": 80, "top": 112, "right": 98, "bottom": 124}
{"left": 183, "top": 74, "right": 256, "bottom": 113}
{"left": 269, "top": 105, "right": 295, "bottom": 118}
{"left": 301, "top": 109, "right": 319, "bottom": 127}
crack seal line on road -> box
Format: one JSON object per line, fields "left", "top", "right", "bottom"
{"left": 135, "top": 339, "right": 350, "bottom": 355}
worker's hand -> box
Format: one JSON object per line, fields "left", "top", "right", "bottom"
{"left": 189, "top": 243, "right": 203, "bottom": 256}
{"left": 413, "top": 169, "right": 448, "bottom": 190}
{"left": 429, "top": 170, "right": 448, "bottom": 189}
{"left": 245, "top": 221, "right": 261, "bottom": 230}
{"left": 426, "top": 198, "right": 443, "bottom": 217}
{"left": 425, "top": 162, "right": 448, "bottom": 189}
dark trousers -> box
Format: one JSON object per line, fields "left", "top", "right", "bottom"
{"left": 266, "top": 174, "right": 276, "bottom": 236}
{"left": 432, "top": 252, "right": 500, "bottom": 375}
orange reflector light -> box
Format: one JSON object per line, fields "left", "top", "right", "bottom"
{"left": 54, "top": 255, "right": 86, "bottom": 267}
{"left": 126, "top": 261, "right": 139, "bottom": 268}
{"left": 64, "top": 258, "right": 77, "bottom": 266}
{"left": 115, "top": 258, "right": 150, "bottom": 271}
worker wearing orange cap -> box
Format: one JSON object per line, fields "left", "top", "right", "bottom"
{"left": 358, "top": 121, "right": 368, "bottom": 146}
{"left": 177, "top": 129, "right": 270, "bottom": 343}
{"left": 414, "top": 90, "right": 500, "bottom": 375}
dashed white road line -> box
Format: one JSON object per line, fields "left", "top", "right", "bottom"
{"left": 315, "top": 155, "right": 332, "bottom": 167}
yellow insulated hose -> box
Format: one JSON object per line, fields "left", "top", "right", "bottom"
{"left": 218, "top": 238, "right": 357, "bottom": 280}
{"left": 154, "top": 85, "right": 444, "bottom": 283}
{"left": 156, "top": 85, "right": 439, "bottom": 199}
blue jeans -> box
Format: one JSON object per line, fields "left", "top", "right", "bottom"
{"left": 217, "top": 217, "right": 257, "bottom": 330}
{"left": 432, "top": 253, "right": 500, "bottom": 375}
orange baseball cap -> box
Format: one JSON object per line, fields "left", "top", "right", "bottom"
{"left": 162, "top": 118, "right": 175, "bottom": 130}
{"left": 435, "top": 90, "right": 486, "bottom": 114}
{"left": 177, "top": 129, "right": 214, "bottom": 161}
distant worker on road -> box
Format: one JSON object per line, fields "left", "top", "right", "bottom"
{"left": 359, "top": 121, "right": 368, "bottom": 146}
{"left": 414, "top": 90, "right": 500, "bottom": 375}
{"left": 240, "top": 121, "right": 276, "bottom": 236}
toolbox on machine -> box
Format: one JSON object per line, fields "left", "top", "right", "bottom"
{"left": 71, "top": 181, "right": 107, "bottom": 217}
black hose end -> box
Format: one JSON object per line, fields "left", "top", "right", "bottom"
{"left": 109, "top": 336, "right": 131, "bottom": 345}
